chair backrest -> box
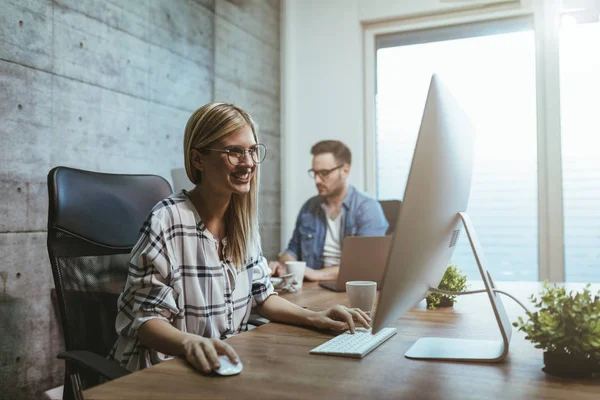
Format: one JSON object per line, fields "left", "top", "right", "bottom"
{"left": 46, "top": 167, "right": 172, "bottom": 383}
{"left": 379, "top": 199, "right": 402, "bottom": 235}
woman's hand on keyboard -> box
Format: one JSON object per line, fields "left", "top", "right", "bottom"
{"left": 311, "top": 305, "right": 372, "bottom": 334}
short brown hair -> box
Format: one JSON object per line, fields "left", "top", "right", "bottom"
{"left": 310, "top": 140, "right": 352, "bottom": 165}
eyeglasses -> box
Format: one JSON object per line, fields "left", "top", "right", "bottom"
{"left": 308, "top": 164, "right": 344, "bottom": 179}
{"left": 199, "top": 143, "right": 267, "bottom": 166}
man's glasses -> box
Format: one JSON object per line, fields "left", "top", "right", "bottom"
{"left": 308, "top": 164, "right": 344, "bottom": 179}
{"left": 200, "top": 144, "right": 267, "bottom": 166}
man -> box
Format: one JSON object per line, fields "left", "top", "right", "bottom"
{"left": 270, "top": 140, "right": 388, "bottom": 281}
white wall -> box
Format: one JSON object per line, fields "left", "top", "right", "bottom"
{"left": 281, "top": 0, "right": 363, "bottom": 249}
{"left": 280, "top": 0, "right": 529, "bottom": 249}
{"left": 357, "top": 0, "right": 519, "bottom": 22}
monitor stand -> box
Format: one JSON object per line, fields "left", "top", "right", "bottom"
{"left": 404, "top": 212, "right": 512, "bottom": 362}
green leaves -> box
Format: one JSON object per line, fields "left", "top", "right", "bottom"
{"left": 427, "top": 264, "right": 469, "bottom": 310}
{"left": 513, "top": 282, "right": 600, "bottom": 360}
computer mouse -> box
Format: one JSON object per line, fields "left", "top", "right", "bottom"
{"left": 213, "top": 355, "right": 243, "bottom": 376}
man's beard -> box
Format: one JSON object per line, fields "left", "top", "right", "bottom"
{"left": 322, "top": 177, "right": 344, "bottom": 199}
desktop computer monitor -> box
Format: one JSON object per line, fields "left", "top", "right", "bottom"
{"left": 371, "top": 75, "right": 511, "bottom": 362}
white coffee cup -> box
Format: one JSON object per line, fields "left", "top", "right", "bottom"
{"left": 285, "top": 261, "right": 306, "bottom": 288}
{"left": 346, "top": 281, "right": 377, "bottom": 312}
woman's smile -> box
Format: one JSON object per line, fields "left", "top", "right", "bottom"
{"left": 230, "top": 168, "right": 252, "bottom": 184}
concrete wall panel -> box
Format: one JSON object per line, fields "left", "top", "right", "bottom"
{"left": 0, "top": 0, "right": 54, "bottom": 70}
{"left": 148, "top": 44, "right": 213, "bottom": 111}
{"left": 50, "top": 74, "right": 150, "bottom": 173}
{"left": 52, "top": 4, "right": 150, "bottom": 99}
{"left": 258, "top": 133, "right": 281, "bottom": 192}
{"left": 147, "top": 102, "right": 190, "bottom": 184}
{"left": 215, "top": 0, "right": 279, "bottom": 49}
{"left": 213, "top": 0, "right": 281, "bottom": 260}
{"left": 192, "top": 0, "right": 216, "bottom": 11}
{"left": 260, "top": 222, "right": 281, "bottom": 259}
{"left": 259, "top": 190, "right": 280, "bottom": 226}
{"left": 0, "top": 181, "right": 47, "bottom": 232}
{"left": 214, "top": 76, "right": 279, "bottom": 136}
{"left": 0, "top": 232, "right": 51, "bottom": 298}
{"left": 0, "top": 61, "right": 52, "bottom": 182}
{"left": 148, "top": 0, "right": 214, "bottom": 69}
{"left": 53, "top": 0, "right": 149, "bottom": 41}
{"left": 0, "top": 294, "right": 63, "bottom": 399}
{"left": 0, "top": 233, "right": 63, "bottom": 398}
{"left": 214, "top": 16, "right": 279, "bottom": 98}
{"left": 0, "top": 1, "right": 280, "bottom": 398}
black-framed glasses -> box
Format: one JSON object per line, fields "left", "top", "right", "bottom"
{"left": 308, "top": 164, "right": 344, "bottom": 179}
{"left": 199, "top": 143, "right": 267, "bottom": 166}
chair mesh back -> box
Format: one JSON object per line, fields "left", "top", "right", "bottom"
{"left": 46, "top": 166, "right": 172, "bottom": 392}
{"left": 47, "top": 230, "right": 129, "bottom": 357}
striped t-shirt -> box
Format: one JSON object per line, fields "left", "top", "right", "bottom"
{"left": 109, "top": 191, "right": 276, "bottom": 371}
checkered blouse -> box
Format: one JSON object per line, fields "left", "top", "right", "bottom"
{"left": 109, "top": 191, "right": 276, "bottom": 371}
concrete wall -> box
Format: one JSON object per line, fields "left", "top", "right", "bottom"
{"left": 0, "top": 0, "right": 280, "bottom": 398}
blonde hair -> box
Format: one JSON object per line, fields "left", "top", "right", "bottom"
{"left": 183, "top": 103, "right": 261, "bottom": 269}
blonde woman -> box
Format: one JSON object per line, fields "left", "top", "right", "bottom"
{"left": 110, "top": 103, "right": 371, "bottom": 373}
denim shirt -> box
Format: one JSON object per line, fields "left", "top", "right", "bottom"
{"left": 284, "top": 185, "right": 388, "bottom": 270}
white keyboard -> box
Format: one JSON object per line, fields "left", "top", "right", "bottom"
{"left": 310, "top": 327, "right": 397, "bottom": 358}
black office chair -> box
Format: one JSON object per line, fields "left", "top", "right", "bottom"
{"left": 378, "top": 199, "right": 402, "bottom": 235}
{"left": 46, "top": 167, "right": 172, "bottom": 399}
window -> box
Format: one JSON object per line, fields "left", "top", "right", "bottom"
{"left": 560, "top": 12, "right": 600, "bottom": 282}
{"left": 375, "top": 18, "right": 539, "bottom": 281}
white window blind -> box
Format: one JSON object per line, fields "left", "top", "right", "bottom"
{"left": 560, "top": 16, "right": 600, "bottom": 282}
{"left": 375, "top": 17, "right": 539, "bottom": 281}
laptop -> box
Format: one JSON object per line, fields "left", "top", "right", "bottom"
{"left": 319, "top": 236, "right": 392, "bottom": 292}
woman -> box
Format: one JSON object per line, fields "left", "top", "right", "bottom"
{"left": 110, "top": 103, "right": 370, "bottom": 373}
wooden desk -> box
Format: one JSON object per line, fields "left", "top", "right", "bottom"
{"left": 84, "top": 282, "right": 600, "bottom": 399}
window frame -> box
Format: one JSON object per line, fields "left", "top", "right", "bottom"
{"left": 363, "top": 1, "right": 566, "bottom": 281}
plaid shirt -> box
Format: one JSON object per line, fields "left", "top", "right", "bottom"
{"left": 109, "top": 192, "right": 275, "bottom": 371}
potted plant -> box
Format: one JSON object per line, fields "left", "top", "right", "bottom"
{"left": 426, "top": 264, "right": 468, "bottom": 310}
{"left": 513, "top": 282, "right": 600, "bottom": 378}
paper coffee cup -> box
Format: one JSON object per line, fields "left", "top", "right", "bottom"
{"left": 285, "top": 261, "right": 306, "bottom": 288}
{"left": 346, "top": 281, "right": 377, "bottom": 312}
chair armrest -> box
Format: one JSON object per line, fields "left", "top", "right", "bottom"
{"left": 58, "top": 351, "right": 130, "bottom": 380}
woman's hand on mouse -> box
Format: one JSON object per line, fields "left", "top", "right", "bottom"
{"left": 311, "top": 305, "right": 372, "bottom": 333}
{"left": 182, "top": 336, "right": 239, "bottom": 374}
